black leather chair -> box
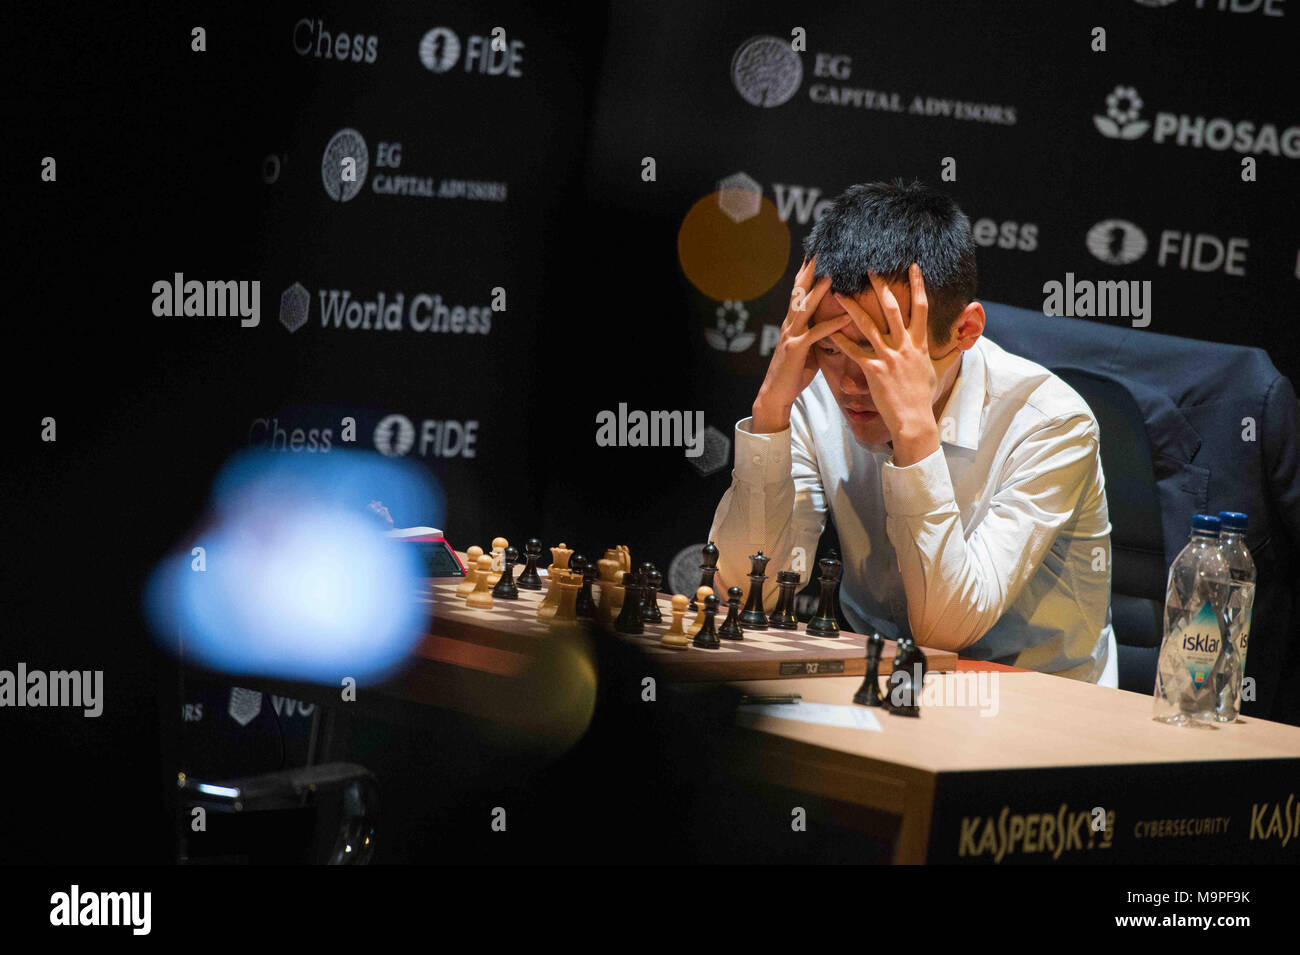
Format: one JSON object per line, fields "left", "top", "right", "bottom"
{"left": 1053, "top": 368, "right": 1165, "bottom": 692}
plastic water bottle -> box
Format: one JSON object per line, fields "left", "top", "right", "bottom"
{"left": 1214, "top": 511, "right": 1256, "bottom": 722}
{"left": 1154, "top": 514, "right": 1231, "bottom": 725}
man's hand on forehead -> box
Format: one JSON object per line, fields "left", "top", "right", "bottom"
{"left": 809, "top": 271, "right": 913, "bottom": 343}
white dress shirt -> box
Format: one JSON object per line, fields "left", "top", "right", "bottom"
{"left": 709, "top": 335, "right": 1117, "bottom": 685}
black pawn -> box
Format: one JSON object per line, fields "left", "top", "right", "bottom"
{"left": 572, "top": 555, "right": 595, "bottom": 618}
{"left": 852, "top": 632, "right": 888, "bottom": 707}
{"left": 614, "top": 572, "right": 644, "bottom": 635}
{"left": 718, "top": 586, "right": 745, "bottom": 640}
{"left": 888, "top": 636, "right": 925, "bottom": 717}
{"left": 690, "top": 541, "right": 720, "bottom": 612}
{"left": 642, "top": 566, "right": 663, "bottom": 625}
{"left": 770, "top": 571, "right": 800, "bottom": 630}
{"left": 739, "top": 551, "right": 771, "bottom": 629}
{"left": 806, "top": 556, "right": 842, "bottom": 637}
{"left": 693, "top": 593, "right": 720, "bottom": 649}
{"left": 516, "top": 538, "right": 543, "bottom": 590}
{"left": 491, "top": 546, "right": 520, "bottom": 600}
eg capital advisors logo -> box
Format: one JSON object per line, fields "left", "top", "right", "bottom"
{"left": 321, "top": 127, "right": 369, "bottom": 201}
{"left": 731, "top": 35, "right": 804, "bottom": 107}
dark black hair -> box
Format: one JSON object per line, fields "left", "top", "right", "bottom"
{"left": 802, "top": 180, "right": 977, "bottom": 343}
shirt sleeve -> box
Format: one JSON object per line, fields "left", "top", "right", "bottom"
{"left": 882, "top": 413, "right": 1102, "bottom": 651}
{"left": 707, "top": 403, "right": 829, "bottom": 606}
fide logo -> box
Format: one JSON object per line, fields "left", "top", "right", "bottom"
{"left": 321, "top": 128, "right": 369, "bottom": 201}
{"left": 1093, "top": 85, "right": 1149, "bottom": 140}
{"left": 418, "top": 27, "right": 460, "bottom": 72}
{"left": 373, "top": 414, "right": 417, "bottom": 457}
{"left": 731, "top": 35, "right": 803, "bottom": 107}
{"left": 706, "top": 300, "right": 755, "bottom": 352}
{"left": 1086, "top": 219, "right": 1149, "bottom": 265}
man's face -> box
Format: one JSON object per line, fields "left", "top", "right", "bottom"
{"left": 808, "top": 276, "right": 957, "bottom": 445}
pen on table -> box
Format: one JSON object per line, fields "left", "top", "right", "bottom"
{"left": 739, "top": 694, "right": 801, "bottom": 705}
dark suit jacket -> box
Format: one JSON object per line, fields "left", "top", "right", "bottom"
{"left": 983, "top": 302, "right": 1300, "bottom": 723}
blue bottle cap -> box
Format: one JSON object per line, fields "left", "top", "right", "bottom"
{"left": 1218, "top": 511, "right": 1248, "bottom": 532}
{"left": 1191, "top": 514, "right": 1221, "bottom": 537}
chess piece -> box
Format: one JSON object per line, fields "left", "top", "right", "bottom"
{"left": 466, "top": 555, "right": 495, "bottom": 609}
{"left": 805, "top": 556, "right": 842, "bottom": 637}
{"left": 640, "top": 563, "right": 663, "bottom": 625}
{"left": 492, "top": 546, "right": 520, "bottom": 600}
{"left": 596, "top": 553, "right": 625, "bottom": 624}
{"left": 693, "top": 593, "right": 720, "bottom": 649}
{"left": 887, "top": 636, "right": 926, "bottom": 717}
{"left": 614, "top": 572, "right": 644, "bottom": 635}
{"left": 550, "top": 572, "right": 582, "bottom": 624}
{"left": 852, "top": 632, "right": 888, "bottom": 707}
{"left": 690, "top": 542, "right": 720, "bottom": 611}
{"left": 739, "top": 551, "right": 771, "bottom": 629}
{"left": 517, "top": 539, "right": 544, "bottom": 590}
{"left": 537, "top": 570, "right": 563, "bottom": 618}
{"left": 687, "top": 586, "right": 714, "bottom": 636}
{"left": 456, "top": 545, "right": 485, "bottom": 597}
{"left": 660, "top": 594, "right": 690, "bottom": 649}
{"left": 572, "top": 555, "right": 595, "bottom": 618}
{"left": 548, "top": 542, "right": 573, "bottom": 577}
{"left": 770, "top": 571, "right": 800, "bottom": 630}
{"left": 487, "top": 536, "right": 509, "bottom": 585}
{"left": 718, "top": 586, "right": 745, "bottom": 640}
{"left": 826, "top": 546, "right": 844, "bottom": 624}
{"left": 616, "top": 545, "right": 631, "bottom": 575}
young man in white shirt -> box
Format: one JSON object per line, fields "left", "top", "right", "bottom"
{"left": 709, "top": 180, "right": 1117, "bottom": 685}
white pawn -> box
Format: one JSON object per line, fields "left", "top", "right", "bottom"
{"left": 466, "top": 555, "right": 496, "bottom": 609}
{"left": 456, "top": 545, "right": 485, "bottom": 597}
{"left": 660, "top": 594, "right": 690, "bottom": 650}
{"left": 487, "top": 536, "right": 508, "bottom": 586}
{"left": 687, "top": 586, "right": 714, "bottom": 636}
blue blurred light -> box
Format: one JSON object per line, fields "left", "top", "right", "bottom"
{"left": 146, "top": 450, "right": 436, "bottom": 683}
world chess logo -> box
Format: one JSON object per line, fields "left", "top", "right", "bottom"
{"left": 373, "top": 414, "right": 417, "bottom": 456}
{"left": 717, "top": 171, "right": 761, "bottom": 224}
{"left": 1085, "top": 219, "right": 1149, "bottom": 265}
{"left": 418, "top": 27, "right": 461, "bottom": 72}
{"left": 705, "top": 300, "right": 755, "bottom": 352}
{"left": 1093, "top": 85, "right": 1150, "bottom": 141}
{"left": 321, "top": 127, "right": 369, "bottom": 201}
{"left": 227, "top": 687, "right": 263, "bottom": 727}
{"left": 279, "top": 282, "right": 310, "bottom": 333}
{"left": 731, "top": 36, "right": 803, "bottom": 107}
{"left": 688, "top": 425, "right": 731, "bottom": 477}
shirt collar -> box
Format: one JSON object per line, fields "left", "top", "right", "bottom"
{"left": 935, "top": 340, "right": 985, "bottom": 451}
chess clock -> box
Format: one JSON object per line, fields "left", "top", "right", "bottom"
{"left": 386, "top": 527, "right": 466, "bottom": 577}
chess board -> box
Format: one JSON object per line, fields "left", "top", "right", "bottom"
{"left": 418, "top": 571, "right": 958, "bottom": 682}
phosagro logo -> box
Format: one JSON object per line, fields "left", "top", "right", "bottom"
{"left": 418, "top": 26, "right": 524, "bottom": 77}
{"left": 1094, "top": 84, "right": 1300, "bottom": 157}
{"left": 322, "top": 128, "right": 368, "bottom": 201}
{"left": 374, "top": 414, "right": 478, "bottom": 458}
{"left": 1086, "top": 219, "right": 1149, "bottom": 265}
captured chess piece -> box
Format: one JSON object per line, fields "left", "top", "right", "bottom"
{"left": 687, "top": 586, "right": 714, "bottom": 636}
{"left": 690, "top": 542, "right": 720, "bottom": 612}
{"left": 641, "top": 563, "right": 663, "bottom": 625}
{"left": 693, "top": 593, "right": 721, "bottom": 649}
{"left": 487, "top": 536, "right": 509, "bottom": 585}
{"left": 660, "top": 594, "right": 690, "bottom": 650}
{"left": 770, "top": 570, "right": 800, "bottom": 630}
{"left": 887, "top": 636, "right": 926, "bottom": 717}
{"left": 491, "top": 546, "right": 520, "bottom": 600}
{"left": 739, "top": 551, "right": 771, "bottom": 629}
{"left": 718, "top": 586, "right": 745, "bottom": 640}
{"left": 517, "top": 539, "right": 544, "bottom": 590}
{"left": 456, "top": 545, "right": 485, "bottom": 597}
{"left": 852, "top": 632, "right": 888, "bottom": 707}
{"left": 466, "top": 555, "right": 496, "bottom": 609}
{"left": 805, "top": 555, "right": 842, "bottom": 637}
{"left": 614, "top": 572, "right": 644, "bottom": 635}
